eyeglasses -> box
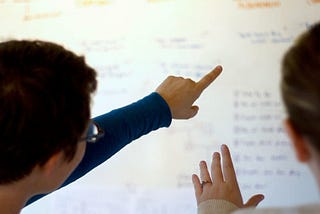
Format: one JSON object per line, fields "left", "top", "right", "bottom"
{"left": 80, "top": 121, "right": 105, "bottom": 144}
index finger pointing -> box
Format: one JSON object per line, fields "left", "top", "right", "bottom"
{"left": 196, "top": 65, "right": 223, "bottom": 92}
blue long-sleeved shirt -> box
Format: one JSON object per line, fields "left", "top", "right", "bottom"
{"left": 26, "top": 92, "right": 172, "bottom": 205}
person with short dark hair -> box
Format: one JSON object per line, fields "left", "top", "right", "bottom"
{"left": 192, "top": 22, "right": 320, "bottom": 214}
{"left": 0, "top": 39, "right": 222, "bottom": 213}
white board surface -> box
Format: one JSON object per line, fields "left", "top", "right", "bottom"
{"left": 0, "top": 0, "right": 318, "bottom": 213}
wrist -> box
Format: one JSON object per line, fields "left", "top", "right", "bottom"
{"left": 198, "top": 199, "right": 239, "bottom": 214}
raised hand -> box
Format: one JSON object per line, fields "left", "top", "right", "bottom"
{"left": 192, "top": 144, "right": 264, "bottom": 209}
{"left": 156, "top": 65, "right": 222, "bottom": 119}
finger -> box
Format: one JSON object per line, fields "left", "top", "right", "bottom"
{"left": 192, "top": 174, "right": 202, "bottom": 203}
{"left": 196, "top": 65, "right": 222, "bottom": 92}
{"left": 221, "top": 144, "right": 237, "bottom": 183}
{"left": 244, "top": 194, "right": 265, "bottom": 207}
{"left": 199, "top": 161, "right": 212, "bottom": 183}
{"left": 211, "top": 152, "right": 223, "bottom": 183}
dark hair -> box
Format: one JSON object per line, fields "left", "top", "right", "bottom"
{"left": 0, "top": 40, "right": 97, "bottom": 184}
{"left": 281, "top": 22, "right": 320, "bottom": 151}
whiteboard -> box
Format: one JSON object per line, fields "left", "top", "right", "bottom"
{"left": 0, "top": 0, "right": 318, "bottom": 213}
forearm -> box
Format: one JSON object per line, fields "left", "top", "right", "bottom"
{"left": 66, "top": 92, "right": 172, "bottom": 181}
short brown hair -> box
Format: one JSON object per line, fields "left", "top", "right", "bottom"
{"left": 0, "top": 40, "right": 97, "bottom": 184}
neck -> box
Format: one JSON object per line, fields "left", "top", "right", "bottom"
{"left": 0, "top": 184, "right": 29, "bottom": 214}
{"left": 0, "top": 174, "right": 42, "bottom": 214}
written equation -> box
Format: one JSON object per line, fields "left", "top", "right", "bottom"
{"left": 147, "top": 0, "right": 175, "bottom": 3}
{"left": 156, "top": 37, "right": 204, "bottom": 50}
{"left": 234, "top": 0, "right": 281, "bottom": 9}
{"left": 159, "top": 62, "right": 213, "bottom": 78}
{"left": 94, "top": 62, "right": 133, "bottom": 79}
{"left": 23, "top": 1, "right": 63, "bottom": 21}
{"left": 80, "top": 39, "right": 126, "bottom": 53}
{"left": 238, "top": 29, "right": 294, "bottom": 44}
{"left": 76, "top": 0, "right": 111, "bottom": 7}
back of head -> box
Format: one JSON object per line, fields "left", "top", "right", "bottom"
{"left": 281, "top": 22, "right": 320, "bottom": 151}
{"left": 0, "top": 40, "right": 97, "bottom": 184}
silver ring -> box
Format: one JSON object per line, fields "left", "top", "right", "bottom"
{"left": 201, "top": 180, "right": 212, "bottom": 188}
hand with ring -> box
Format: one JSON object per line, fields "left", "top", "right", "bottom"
{"left": 192, "top": 144, "right": 264, "bottom": 208}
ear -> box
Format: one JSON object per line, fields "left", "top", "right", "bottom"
{"left": 284, "top": 119, "right": 310, "bottom": 162}
{"left": 41, "top": 151, "right": 64, "bottom": 177}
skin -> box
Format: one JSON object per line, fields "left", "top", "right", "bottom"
{"left": 192, "top": 144, "right": 264, "bottom": 208}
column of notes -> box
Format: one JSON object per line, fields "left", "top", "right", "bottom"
{"left": 231, "top": 89, "right": 304, "bottom": 192}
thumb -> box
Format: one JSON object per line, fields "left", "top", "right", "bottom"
{"left": 188, "top": 105, "right": 199, "bottom": 119}
{"left": 173, "top": 106, "right": 199, "bottom": 119}
{"left": 243, "top": 194, "right": 264, "bottom": 207}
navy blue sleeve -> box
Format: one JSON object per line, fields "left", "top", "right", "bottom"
{"left": 26, "top": 92, "right": 172, "bottom": 205}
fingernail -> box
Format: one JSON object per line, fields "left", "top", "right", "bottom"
{"left": 215, "top": 65, "right": 223, "bottom": 71}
